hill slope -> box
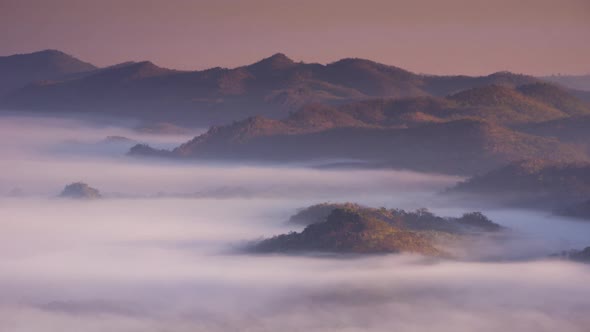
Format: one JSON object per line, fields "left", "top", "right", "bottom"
{"left": 518, "top": 115, "right": 590, "bottom": 152}
{"left": 448, "top": 159, "right": 590, "bottom": 208}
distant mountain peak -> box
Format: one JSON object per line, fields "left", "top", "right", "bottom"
{"left": 2, "top": 49, "right": 64, "bottom": 58}
{"left": 265, "top": 52, "right": 293, "bottom": 62}
{"left": 249, "top": 53, "right": 295, "bottom": 70}
{"left": 90, "top": 60, "right": 173, "bottom": 81}
{"left": 331, "top": 57, "right": 380, "bottom": 66}
{"left": 36, "top": 49, "right": 66, "bottom": 55}
{"left": 130, "top": 60, "right": 160, "bottom": 70}
{"left": 329, "top": 57, "right": 406, "bottom": 71}
{"left": 6, "top": 49, "right": 93, "bottom": 65}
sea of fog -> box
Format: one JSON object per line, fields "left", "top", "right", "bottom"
{"left": 0, "top": 115, "right": 589, "bottom": 331}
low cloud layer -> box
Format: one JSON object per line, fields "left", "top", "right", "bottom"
{"left": 0, "top": 115, "right": 589, "bottom": 331}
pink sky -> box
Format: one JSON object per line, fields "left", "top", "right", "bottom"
{"left": 1, "top": 0, "right": 589, "bottom": 75}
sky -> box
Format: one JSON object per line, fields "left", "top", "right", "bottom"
{"left": 0, "top": 0, "right": 589, "bottom": 75}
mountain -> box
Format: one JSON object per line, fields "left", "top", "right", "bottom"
{"left": 129, "top": 102, "right": 587, "bottom": 175}
{"left": 542, "top": 74, "right": 590, "bottom": 92}
{"left": 249, "top": 204, "right": 502, "bottom": 256}
{"left": 0, "top": 50, "right": 97, "bottom": 96}
{"left": 447, "top": 159, "right": 590, "bottom": 208}
{"left": 59, "top": 182, "right": 102, "bottom": 199}
{"left": 2, "top": 51, "right": 548, "bottom": 125}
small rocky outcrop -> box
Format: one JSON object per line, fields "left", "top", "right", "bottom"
{"left": 59, "top": 182, "right": 102, "bottom": 199}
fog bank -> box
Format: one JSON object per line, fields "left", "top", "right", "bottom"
{"left": 0, "top": 115, "right": 589, "bottom": 331}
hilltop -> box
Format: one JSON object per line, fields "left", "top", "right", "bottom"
{"left": 250, "top": 204, "right": 503, "bottom": 256}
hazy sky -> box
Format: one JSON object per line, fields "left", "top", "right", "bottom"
{"left": 1, "top": 0, "right": 589, "bottom": 75}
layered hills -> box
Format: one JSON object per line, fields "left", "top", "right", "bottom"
{"left": 129, "top": 85, "right": 589, "bottom": 175}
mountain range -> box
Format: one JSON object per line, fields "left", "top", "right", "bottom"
{"left": 4, "top": 49, "right": 590, "bottom": 176}
{"left": 3, "top": 49, "right": 587, "bottom": 126}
